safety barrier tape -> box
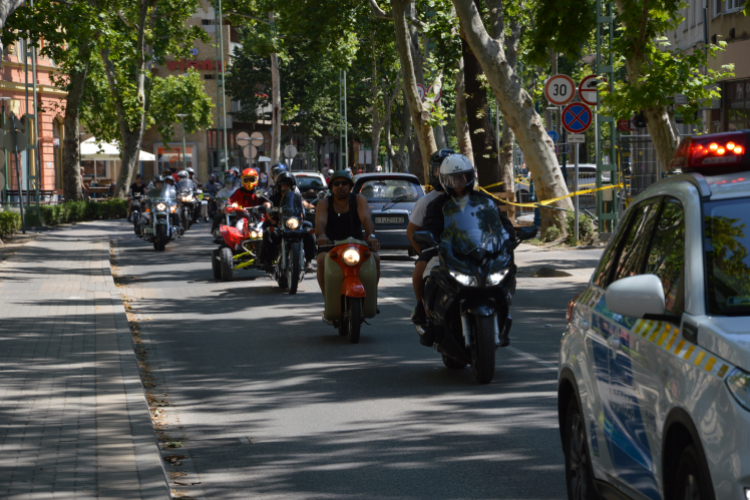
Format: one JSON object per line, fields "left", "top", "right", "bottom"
{"left": 478, "top": 182, "right": 624, "bottom": 209}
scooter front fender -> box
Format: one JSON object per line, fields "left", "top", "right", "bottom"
{"left": 341, "top": 276, "right": 366, "bottom": 298}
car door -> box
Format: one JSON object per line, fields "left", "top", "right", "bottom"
{"left": 593, "top": 197, "right": 663, "bottom": 499}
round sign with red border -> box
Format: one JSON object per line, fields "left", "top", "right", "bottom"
{"left": 417, "top": 83, "right": 426, "bottom": 102}
{"left": 544, "top": 74, "right": 575, "bottom": 106}
{"left": 562, "top": 102, "right": 593, "bottom": 134}
{"left": 579, "top": 74, "right": 605, "bottom": 106}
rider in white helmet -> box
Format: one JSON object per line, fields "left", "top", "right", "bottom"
{"left": 375, "top": 165, "right": 382, "bottom": 172}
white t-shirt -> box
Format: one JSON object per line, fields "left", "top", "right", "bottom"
{"left": 409, "top": 189, "right": 443, "bottom": 227}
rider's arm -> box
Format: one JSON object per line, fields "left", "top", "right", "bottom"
{"left": 315, "top": 197, "right": 329, "bottom": 243}
{"left": 356, "top": 194, "right": 379, "bottom": 250}
{"left": 406, "top": 222, "right": 421, "bottom": 255}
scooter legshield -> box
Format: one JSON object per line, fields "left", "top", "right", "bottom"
{"left": 220, "top": 225, "right": 243, "bottom": 249}
{"left": 341, "top": 276, "right": 366, "bottom": 298}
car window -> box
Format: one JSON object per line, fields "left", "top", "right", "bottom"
{"left": 295, "top": 176, "right": 325, "bottom": 190}
{"left": 645, "top": 198, "right": 685, "bottom": 315}
{"left": 592, "top": 210, "right": 634, "bottom": 288}
{"left": 612, "top": 199, "right": 661, "bottom": 282}
{"left": 359, "top": 179, "right": 421, "bottom": 201}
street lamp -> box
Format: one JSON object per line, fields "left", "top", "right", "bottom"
{"left": 176, "top": 114, "right": 188, "bottom": 172}
{"left": 0, "top": 97, "right": 10, "bottom": 195}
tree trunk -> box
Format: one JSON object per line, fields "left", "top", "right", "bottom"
{"left": 462, "top": 35, "right": 501, "bottom": 189}
{"left": 62, "top": 47, "right": 91, "bottom": 202}
{"left": 384, "top": 97, "right": 410, "bottom": 172}
{"left": 454, "top": 57, "right": 474, "bottom": 163}
{"left": 0, "top": 0, "right": 26, "bottom": 72}
{"left": 390, "top": 0, "right": 436, "bottom": 183}
{"left": 452, "top": 0, "right": 572, "bottom": 233}
{"left": 498, "top": 17, "right": 521, "bottom": 196}
{"left": 269, "top": 13, "right": 281, "bottom": 165}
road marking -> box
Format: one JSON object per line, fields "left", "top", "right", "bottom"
{"left": 378, "top": 291, "right": 559, "bottom": 374}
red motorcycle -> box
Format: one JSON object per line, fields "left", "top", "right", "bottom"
{"left": 212, "top": 204, "right": 265, "bottom": 281}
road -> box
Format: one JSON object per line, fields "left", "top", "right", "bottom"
{"left": 111, "top": 220, "right": 602, "bottom": 499}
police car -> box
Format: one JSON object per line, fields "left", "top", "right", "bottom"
{"left": 559, "top": 130, "right": 750, "bottom": 500}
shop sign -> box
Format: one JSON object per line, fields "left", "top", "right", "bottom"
{"left": 166, "top": 58, "right": 223, "bottom": 71}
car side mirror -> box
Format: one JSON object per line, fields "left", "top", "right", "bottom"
{"left": 517, "top": 226, "right": 537, "bottom": 241}
{"left": 606, "top": 275, "right": 666, "bottom": 319}
{"left": 413, "top": 230, "right": 438, "bottom": 248}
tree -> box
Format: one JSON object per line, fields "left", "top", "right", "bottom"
{"left": 452, "top": 0, "right": 572, "bottom": 233}
{"left": 0, "top": 0, "right": 25, "bottom": 67}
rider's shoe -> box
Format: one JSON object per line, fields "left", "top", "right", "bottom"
{"left": 411, "top": 302, "right": 428, "bottom": 326}
{"left": 305, "top": 260, "right": 315, "bottom": 273}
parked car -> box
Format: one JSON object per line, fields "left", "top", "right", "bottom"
{"left": 292, "top": 171, "right": 328, "bottom": 201}
{"left": 352, "top": 173, "right": 424, "bottom": 255}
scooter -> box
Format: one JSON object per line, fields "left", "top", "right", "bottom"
{"left": 267, "top": 190, "right": 308, "bottom": 294}
{"left": 412, "top": 193, "right": 537, "bottom": 384}
{"left": 212, "top": 204, "right": 265, "bottom": 281}
{"left": 321, "top": 238, "right": 378, "bottom": 343}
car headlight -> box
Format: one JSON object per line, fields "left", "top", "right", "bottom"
{"left": 285, "top": 217, "right": 300, "bottom": 230}
{"left": 155, "top": 202, "right": 167, "bottom": 212}
{"left": 726, "top": 367, "right": 750, "bottom": 411}
{"left": 342, "top": 248, "right": 360, "bottom": 266}
{"left": 488, "top": 269, "right": 510, "bottom": 286}
{"left": 450, "top": 270, "right": 477, "bottom": 287}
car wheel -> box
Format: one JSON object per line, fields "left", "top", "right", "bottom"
{"left": 674, "top": 445, "right": 712, "bottom": 500}
{"left": 564, "top": 398, "right": 599, "bottom": 500}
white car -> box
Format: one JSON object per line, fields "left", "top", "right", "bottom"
{"left": 559, "top": 130, "right": 750, "bottom": 500}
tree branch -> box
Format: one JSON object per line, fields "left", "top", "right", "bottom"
{"left": 368, "top": 0, "right": 393, "bottom": 19}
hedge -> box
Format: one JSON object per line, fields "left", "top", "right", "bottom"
{"left": 0, "top": 210, "right": 22, "bottom": 237}
{"left": 2, "top": 199, "right": 128, "bottom": 235}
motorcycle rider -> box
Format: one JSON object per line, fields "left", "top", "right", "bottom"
{"left": 128, "top": 173, "right": 146, "bottom": 221}
{"left": 407, "top": 149, "right": 455, "bottom": 325}
{"left": 177, "top": 169, "right": 199, "bottom": 222}
{"left": 228, "top": 168, "right": 271, "bottom": 233}
{"left": 325, "top": 168, "right": 334, "bottom": 185}
{"left": 413, "top": 154, "right": 515, "bottom": 339}
{"left": 315, "top": 169, "right": 380, "bottom": 295}
{"left": 204, "top": 173, "right": 222, "bottom": 196}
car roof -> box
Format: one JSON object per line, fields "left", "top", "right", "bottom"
{"left": 634, "top": 170, "right": 750, "bottom": 205}
{"left": 354, "top": 173, "right": 421, "bottom": 183}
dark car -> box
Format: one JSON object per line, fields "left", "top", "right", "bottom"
{"left": 293, "top": 171, "right": 328, "bottom": 201}
{"left": 352, "top": 173, "right": 424, "bottom": 255}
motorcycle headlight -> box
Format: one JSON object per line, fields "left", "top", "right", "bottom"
{"left": 170, "top": 205, "right": 177, "bottom": 213}
{"left": 285, "top": 217, "right": 300, "bottom": 230}
{"left": 249, "top": 230, "right": 259, "bottom": 239}
{"left": 155, "top": 202, "right": 167, "bottom": 212}
{"left": 342, "top": 248, "right": 360, "bottom": 267}
{"left": 182, "top": 194, "right": 194, "bottom": 202}
{"left": 488, "top": 269, "right": 510, "bottom": 286}
{"left": 449, "top": 270, "right": 477, "bottom": 287}
{"left": 726, "top": 367, "right": 750, "bottom": 411}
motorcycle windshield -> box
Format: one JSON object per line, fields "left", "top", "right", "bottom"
{"left": 148, "top": 185, "right": 177, "bottom": 199}
{"left": 441, "top": 193, "right": 509, "bottom": 256}
{"left": 177, "top": 179, "right": 193, "bottom": 192}
{"left": 282, "top": 190, "right": 300, "bottom": 216}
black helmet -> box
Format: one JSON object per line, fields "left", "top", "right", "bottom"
{"left": 275, "top": 171, "right": 296, "bottom": 188}
{"left": 429, "top": 149, "right": 455, "bottom": 191}
{"left": 271, "top": 163, "right": 288, "bottom": 180}
{"left": 165, "top": 175, "right": 175, "bottom": 184}
{"left": 154, "top": 175, "right": 165, "bottom": 183}
{"left": 329, "top": 170, "right": 354, "bottom": 190}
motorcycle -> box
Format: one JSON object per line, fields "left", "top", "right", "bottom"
{"left": 412, "top": 193, "right": 537, "bottom": 384}
{"left": 130, "top": 192, "right": 143, "bottom": 229}
{"left": 267, "top": 190, "right": 309, "bottom": 294}
{"left": 139, "top": 184, "right": 180, "bottom": 251}
{"left": 211, "top": 186, "right": 237, "bottom": 242}
{"left": 177, "top": 179, "right": 198, "bottom": 231}
{"left": 320, "top": 238, "right": 378, "bottom": 343}
{"left": 212, "top": 204, "right": 265, "bottom": 281}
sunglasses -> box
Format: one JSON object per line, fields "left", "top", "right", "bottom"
{"left": 331, "top": 181, "right": 350, "bottom": 187}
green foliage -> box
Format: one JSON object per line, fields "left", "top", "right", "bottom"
{"left": 543, "top": 224, "right": 561, "bottom": 242}
{"left": 565, "top": 212, "right": 596, "bottom": 245}
{"left": 528, "top": 0, "right": 596, "bottom": 66}
{"left": 0, "top": 210, "right": 22, "bottom": 237}
{"left": 150, "top": 69, "right": 214, "bottom": 143}
{"left": 22, "top": 200, "right": 128, "bottom": 228}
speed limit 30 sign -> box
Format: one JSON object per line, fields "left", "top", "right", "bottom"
{"left": 544, "top": 74, "right": 575, "bottom": 106}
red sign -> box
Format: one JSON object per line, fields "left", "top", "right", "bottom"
{"left": 166, "top": 59, "right": 223, "bottom": 71}
{"left": 579, "top": 75, "right": 605, "bottom": 106}
{"left": 617, "top": 119, "right": 633, "bottom": 132}
{"left": 544, "top": 74, "right": 575, "bottom": 106}
{"left": 562, "top": 102, "right": 593, "bottom": 134}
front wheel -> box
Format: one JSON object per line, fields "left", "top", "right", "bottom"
{"left": 470, "top": 315, "right": 496, "bottom": 384}
{"left": 347, "top": 297, "right": 362, "bottom": 344}
{"left": 442, "top": 354, "right": 467, "bottom": 370}
{"left": 287, "top": 241, "right": 301, "bottom": 294}
{"left": 155, "top": 224, "right": 167, "bottom": 252}
{"left": 211, "top": 248, "right": 221, "bottom": 280}
{"left": 564, "top": 398, "right": 598, "bottom": 500}
{"left": 674, "top": 445, "right": 713, "bottom": 500}
{"left": 220, "top": 247, "right": 233, "bottom": 281}
{"left": 182, "top": 208, "right": 191, "bottom": 231}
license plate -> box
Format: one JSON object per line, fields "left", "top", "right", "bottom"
{"left": 375, "top": 216, "right": 405, "bottom": 225}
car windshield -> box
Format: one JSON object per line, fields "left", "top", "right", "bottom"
{"left": 359, "top": 179, "right": 421, "bottom": 202}
{"left": 441, "top": 193, "right": 510, "bottom": 255}
{"left": 704, "top": 197, "right": 750, "bottom": 315}
{"left": 296, "top": 175, "right": 326, "bottom": 191}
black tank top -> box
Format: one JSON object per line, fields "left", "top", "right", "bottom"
{"left": 326, "top": 193, "right": 363, "bottom": 241}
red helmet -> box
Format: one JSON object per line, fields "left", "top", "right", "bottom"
{"left": 241, "top": 168, "right": 259, "bottom": 191}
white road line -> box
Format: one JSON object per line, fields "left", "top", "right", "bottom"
{"left": 378, "top": 290, "right": 559, "bottom": 373}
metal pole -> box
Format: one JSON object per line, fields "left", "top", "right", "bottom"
{"left": 1, "top": 100, "right": 9, "bottom": 198}
{"left": 31, "top": 16, "right": 41, "bottom": 213}
{"left": 176, "top": 114, "right": 188, "bottom": 172}
{"left": 495, "top": 100, "right": 499, "bottom": 152}
{"left": 213, "top": 0, "right": 229, "bottom": 172}
{"left": 23, "top": 39, "right": 30, "bottom": 209}
{"left": 574, "top": 142, "right": 580, "bottom": 243}
{"left": 11, "top": 115, "right": 26, "bottom": 233}
{"left": 217, "top": 0, "right": 229, "bottom": 172}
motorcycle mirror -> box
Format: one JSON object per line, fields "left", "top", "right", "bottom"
{"left": 413, "top": 230, "right": 438, "bottom": 248}
{"left": 317, "top": 190, "right": 326, "bottom": 200}
{"left": 517, "top": 226, "right": 538, "bottom": 241}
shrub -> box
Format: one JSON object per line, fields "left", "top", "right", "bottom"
{"left": 0, "top": 210, "right": 22, "bottom": 236}
{"left": 543, "top": 225, "right": 560, "bottom": 242}
{"left": 565, "top": 212, "right": 596, "bottom": 246}
{"left": 11, "top": 199, "right": 128, "bottom": 229}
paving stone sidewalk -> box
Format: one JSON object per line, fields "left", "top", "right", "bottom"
{"left": 0, "top": 221, "right": 169, "bottom": 499}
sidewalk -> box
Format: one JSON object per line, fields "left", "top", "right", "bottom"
{"left": 0, "top": 221, "right": 168, "bottom": 499}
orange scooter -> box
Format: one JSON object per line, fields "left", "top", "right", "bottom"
{"left": 321, "top": 237, "right": 378, "bottom": 343}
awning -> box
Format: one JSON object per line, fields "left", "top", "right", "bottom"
{"left": 80, "top": 137, "right": 155, "bottom": 161}
{"left": 257, "top": 156, "right": 271, "bottom": 162}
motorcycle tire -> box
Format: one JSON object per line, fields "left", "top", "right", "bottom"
{"left": 220, "top": 247, "right": 234, "bottom": 281}
{"left": 211, "top": 248, "right": 221, "bottom": 280}
{"left": 182, "top": 208, "right": 191, "bottom": 231}
{"left": 442, "top": 354, "right": 467, "bottom": 370}
{"left": 347, "top": 297, "right": 362, "bottom": 344}
{"left": 287, "top": 242, "right": 301, "bottom": 295}
{"left": 471, "top": 314, "right": 497, "bottom": 384}
{"left": 155, "top": 224, "right": 167, "bottom": 252}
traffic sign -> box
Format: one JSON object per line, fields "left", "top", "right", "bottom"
{"left": 283, "top": 144, "right": 297, "bottom": 158}
{"left": 236, "top": 131, "right": 250, "bottom": 146}
{"left": 417, "top": 83, "right": 426, "bottom": 102}
{"left": 617, "top": 119, "right": 634, "bottom": 132}
{"left": 250, "top": 131, "right": 264, "bottom": 146}
{"left": 544, "top": 74, "right": 575, "bottom": 106}
{"left": 547, "top": 130, "right": 559, "bottom": 143}
{"left": 568, "top": 134, "right": 586, "bottom": 143}
{"left": 579, "top": 75, "right": 604, "bottom": 106}
{"left": 562, "top": 102, "right": 593, "bottom": 134}
{"left": 426, "top": 84, "right": 442, "bottom": 104}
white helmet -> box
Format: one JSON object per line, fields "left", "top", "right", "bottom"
{"left": 375, "top": 165, "right": 382, "bottom": 172}
{"left": 177, "top": 170, "right": 189, "bottom": 179}
{"left": 327, "top": 169, "right": 334, "bottom": 175}
{"left": 345, "top": 167, "right": 352, "bottom": 173}
{"left": 439, "top": 154, "right": 476, "bottom": 195}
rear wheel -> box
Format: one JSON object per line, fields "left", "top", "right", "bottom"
{"left": 155, "top": 224, "right": 167, "bottom": 252}
{"left": 442, "top": 354, "right": 467, "bottom": 370}
{"left": 674, "top": 445, "right": 712, "bottom": 500}
{"left": 471, "top": 315, "right": 496, "bottom": 384}
{"left": 347, "top": 297, "right": 362, "bottom": 344}
{"left": 564, "top": 398, "right": 598, "bottom": 500}
{"left": 211, "top": 248, "right": 221, "bottom": 280}
{"left": 287, "top": 241, "right": 301, "bottom": 294}
{"left": 220, "top": 247, "right": 233, "bottom": 281}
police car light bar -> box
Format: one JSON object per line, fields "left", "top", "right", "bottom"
{"left": 669, "top": 131, "right": 750, "bottom": 174}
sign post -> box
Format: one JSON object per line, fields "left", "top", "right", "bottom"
{"left": 562, "top": 102, "right": 593, "bottom": 244}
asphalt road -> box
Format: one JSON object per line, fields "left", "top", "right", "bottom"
{"left": 111, "top": 219, "right": 603, "bottom": 499}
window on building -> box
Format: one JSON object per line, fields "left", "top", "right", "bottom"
{"left": 713, "top": 0, "right": 722, "bottom": 16}
{"left": 725, "top": 79, "right": 750, "bottom": 131}
{"left": 727, "top": 0, "right": 744, "bottom": 10}
{"left": 53, "top": 118, "right": 63, "bottom": 190}
{"left": 202, "top": 19, "right": 213, "bottom": 25}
